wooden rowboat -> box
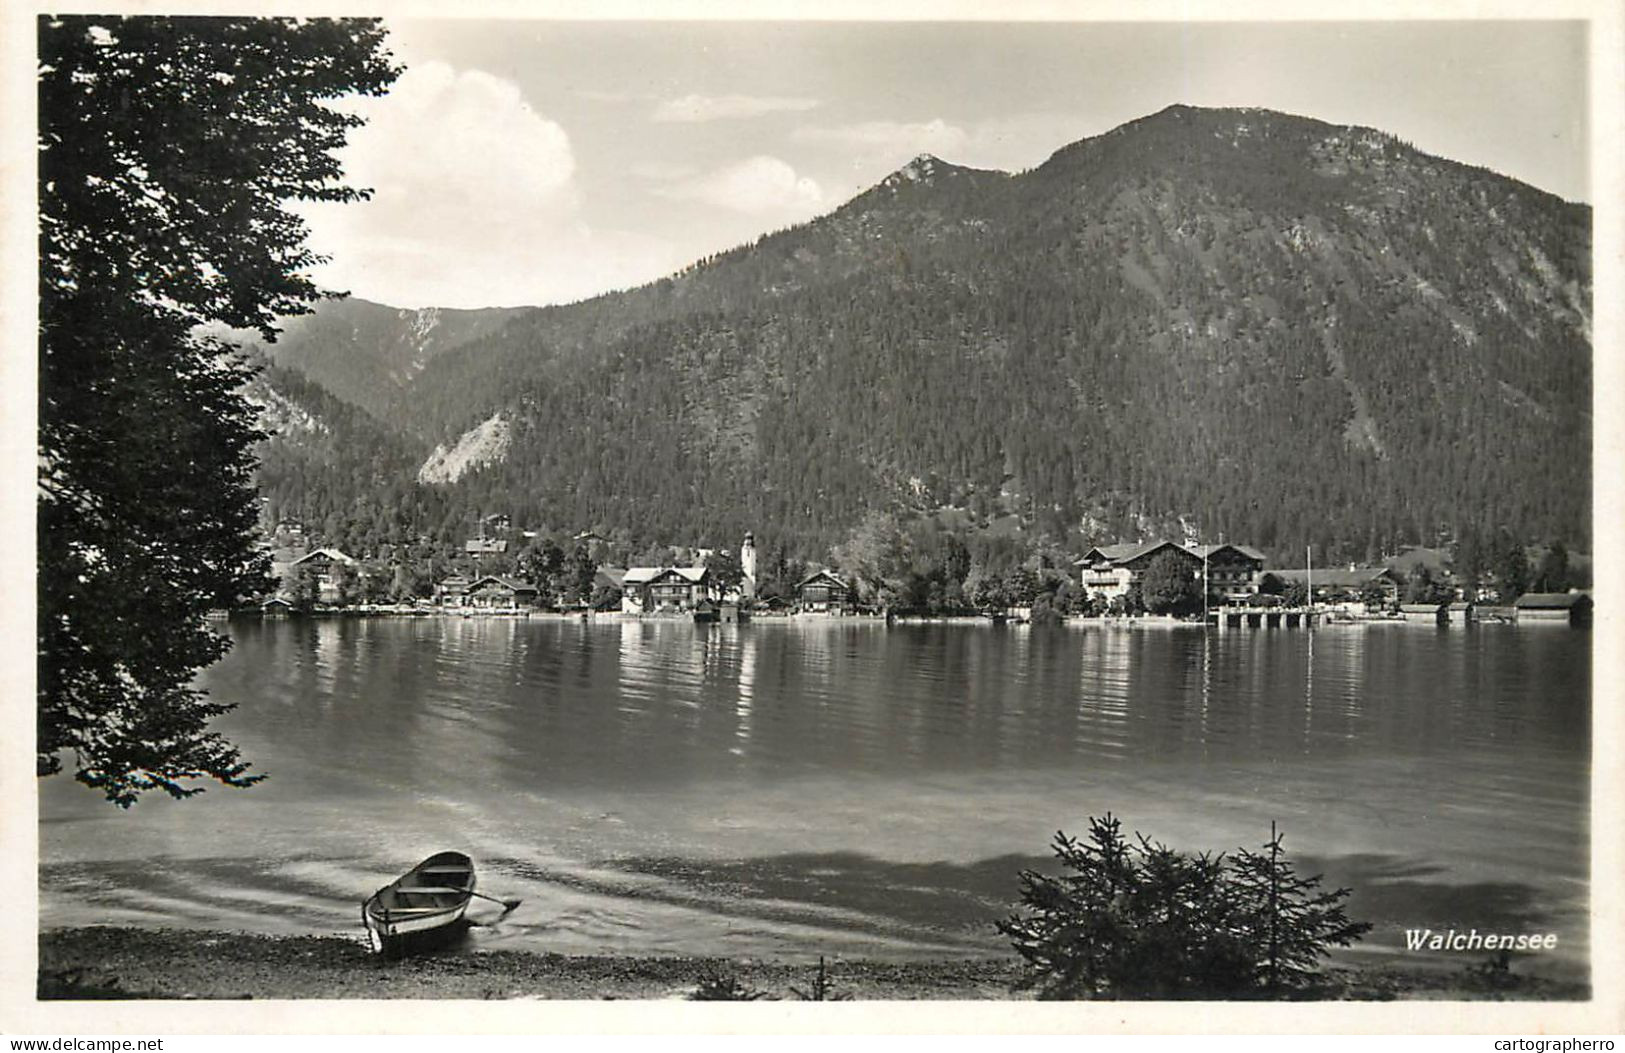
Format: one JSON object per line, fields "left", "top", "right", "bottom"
{"left": 361, "top": 851, "right": 476, "bottom": 958}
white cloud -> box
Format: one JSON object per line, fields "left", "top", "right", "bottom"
{"left": 793, "top": 118, "right": 970, "bottom": 159}
{"left": 656, "top": 156, "right": 825, "bottom": 216}
{"left": 298, "top": 61, "right": 677, "bottom": 308}
{"left": 651, "top": 93, "right": 820, "bottom": 123}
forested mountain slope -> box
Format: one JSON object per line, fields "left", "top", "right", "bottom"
{"left": 251, "top": 105, "right": 1591, "bottom": 565}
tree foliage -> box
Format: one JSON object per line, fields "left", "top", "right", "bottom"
{"left": 998, "top": 815, "right": 1371, "bottom": 999}
{"left": 37, "top": 15, "right": 397, "bottom": 805}
{"left": 1139, "top": 551, "right": 1201, "bottom": 615}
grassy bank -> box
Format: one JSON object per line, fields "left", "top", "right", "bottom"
{"left": 37, "top": 927, "right": 1588, "bottom": 1002}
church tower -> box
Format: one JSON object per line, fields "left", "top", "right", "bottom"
{"left": 741, "top": 532, "right": 757, "bottom": 600}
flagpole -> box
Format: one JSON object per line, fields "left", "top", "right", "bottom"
{"left": 1307, "top": 544, "right": 1313, "bottom": 624}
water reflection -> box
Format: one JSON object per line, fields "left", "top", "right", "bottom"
{"left": 40, "top": 619, "right": 1589, "bottom": 971}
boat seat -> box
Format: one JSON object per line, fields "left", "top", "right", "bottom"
{"left": 396, "top": 885, "right": 463, "bottom": 894}
{"left": 419, "top": 866, "right": 471, "bottom": 874}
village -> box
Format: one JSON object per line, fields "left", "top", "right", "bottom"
{"left": 255, "top": 518, "right": 1593, "bottom": 628}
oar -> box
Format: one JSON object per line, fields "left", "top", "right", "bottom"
{"left": 399, "top": 885, "right": 523, "bottom": 915}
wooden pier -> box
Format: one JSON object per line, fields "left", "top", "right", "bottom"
{"left": 1213, "top": 606, "right": 1321, "bottom": 629}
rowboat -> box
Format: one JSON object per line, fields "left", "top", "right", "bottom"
{"left": 361, "top": 851, "right": 476, "bottom": 958}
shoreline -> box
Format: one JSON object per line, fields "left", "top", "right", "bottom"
{"left": 38, "top": 927, "right": 1589, "bottom": 1002}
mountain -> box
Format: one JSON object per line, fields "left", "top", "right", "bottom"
{"left": 248, "top": 105, "right": 1591, "bottom": 567}
{"left": 250, "top": 298, "right": 526, "bottom": 435}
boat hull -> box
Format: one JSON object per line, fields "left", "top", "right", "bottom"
{"left": 361, "top": 902, "right": 471, "bottom": 959}
{"left": 362, "top": 850, "right": 476, "bottom": 960}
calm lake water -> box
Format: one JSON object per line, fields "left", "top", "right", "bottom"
{"left": 40, "top": 617, "right": 1591, "bottom": 977}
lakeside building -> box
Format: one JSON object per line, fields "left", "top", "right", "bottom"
{"left": 1074, "top": 540, "right": 1202, "bottom": 601}
{"left": 434, "top": 575, "right": 473, "bottom": 605}
{"left": 1188, "top": 544, "right": 1268, "bottom": 602}
{"left": 796, "top": 569, "right": 854, "bottom": 613}
{"left": 1261, "top": 566, "right": 1402, "bottom": 606}
{"left": 287, "top": 547, "right": 358, "bottom": 604}
{"left": 1399, "top": 602, "right": 1449, "bottom": 624}
{"left": 1514, "top": 592, "right": 1593, "bottom": 626}
{"left": 621, "top": 566, "right": 712, "bottom": 613}
{"left": 465, "top": 575, "right": 539, "bottom": 609}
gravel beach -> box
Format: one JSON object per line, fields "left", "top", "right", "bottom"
{"left": 37, "top": 927, "right": 1588, "bottom": 1002}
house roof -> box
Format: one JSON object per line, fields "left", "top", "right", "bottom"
{"left": 465, "top": 538, "right": 508, "bottom": 554}
{"left": 469, "top": 575, "right": 536, "bottom": 592}
{"left": 1400, "top": 603, "right": 1446, "bottom": 613}
{"left": 797, "top": 569, "right": 850, "bottom": 590}
{"left": 1188, "top": 543, "right": 1268, "bottom": 563}
{"left": 1264, "top": 567, "right": 1394, "bottom": 588}
{"left": 1386, "top": 546, "right": 1453, "bottom": 575}
{"left": 1075, "top": 540, "right": 1191, "bottom": 566}
{"left": 624, "top": 565, "right": 708, "bottom": 585}
{"left": 292, "top": 547, "right": 356, "bottom": 566}
{"left": 1515, "top": 592, "right": 1592, "bottom": 609}
{"left": 596, "top": 565, "right": 628, "bottom": 587}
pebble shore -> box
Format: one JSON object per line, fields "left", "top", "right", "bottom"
{"left": 37, "top": 927, "right": 1588, "bottom": 1002}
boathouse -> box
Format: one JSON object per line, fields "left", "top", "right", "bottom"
{"left": 1399, "top": 602, "right": 1448, "bottom": 625}
{"left": 1514, "top": 592, "right": 1593, "bottom": 626}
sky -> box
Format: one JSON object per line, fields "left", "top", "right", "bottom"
{"left": 295, "top": 18, "right": 1591, "bottom": 310}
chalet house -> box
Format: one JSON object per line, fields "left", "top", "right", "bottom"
{"left": 596, "top": 566, "right": 628, "bottom": 592}
{"left": 1188, "top": 544, "right": 1267, "bottom": 602}
{"left": 464, "top": 575, "right": 539, "bottom": 609}
{"left": 464, "top": 537, "right": 509, "bottom": 557}
{"left": 1262, "top": 566, "right": 1401, "bottom": 606}
{"left": 434, "top": 575, "right": 473, "bottom": 606}
{"left": 288, "top": 547, "right": 357, "bottom": 604}
{"left": 796, "top": 570, "right": 853, "bottom": 613}
{"left": 621, "top": 566, "right": 711, "bottom": 613}
{"left": 1514, "top": 592, "right": 1593, "bottom": 626}
{"left": 1074, "top": 540, "right": 1203, "bottom": 601}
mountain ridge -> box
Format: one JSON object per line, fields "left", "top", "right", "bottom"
{"left": 249, "top": 104, "right": 1591, "bottom": 567}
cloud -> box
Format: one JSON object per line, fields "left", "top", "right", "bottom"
{"left": 651, "top": 93, "right": 820, "bottom": 123}
{"left": 793, "top": 117, "right": 970, "bottom": 159}
{"left": 656, "top": 155, "right": 825, "bottom": 216}
{"left": 297, "top": 61, "right": 677, "bottom": 308}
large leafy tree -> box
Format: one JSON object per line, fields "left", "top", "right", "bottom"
{"left": 1138, "top": 550, "right": 1200, "bottom": 615}
{"left": 38, "top": 16, "right": 397, "bottom": 805}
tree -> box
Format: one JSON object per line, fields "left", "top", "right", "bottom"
{"left": 37, "top": 16, "right": 398, "bottom": 805}
{"left": 1494, "top": 538, "right": 1531, "bottom": 604}
{"left": 565, "top": 545, "right": 598, "bottom": 605}
{"left": 1403, "top": 565, "right": 1449, "bottom": 605}
{"left": 998, "top": 816, "right": 1371, "bottom": 999}
{"left": 1139, "top": 551, "right": 1200, "bottom": 615}
{"left": 704, "top": 548, "right": 744, "bottom": 600}
{"left": 1533, "top": 541, "right": 1569, "bottom": 594}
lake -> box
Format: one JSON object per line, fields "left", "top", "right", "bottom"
{"left": 39, "top": 616, "right": 1591, "bottom": 978}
